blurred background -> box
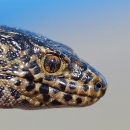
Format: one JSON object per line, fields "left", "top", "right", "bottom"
{"left": 0, "top": 0, "right": 129, "bottom": 130}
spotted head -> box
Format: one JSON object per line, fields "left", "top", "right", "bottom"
{"left": 38, "top": 42, "right": 108, "bottom": 107}
{"left": 0, "top": 25, "right": 107, "bottom": 109}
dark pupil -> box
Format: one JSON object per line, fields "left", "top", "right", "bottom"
{"left": 44, "top": 55, "right": 61, "bottom": 73}
{"left": 94, "top": 82, "right": 102, "bottom": 92}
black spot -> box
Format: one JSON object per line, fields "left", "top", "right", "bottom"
{"left": 33, "top": 91, "right": 38, "bottom": 95}
{"left": 8, "top": 87, "right": 20, "bottom": 99}
{"left": 0, "top": 86, "right": 4, "bottom": 98}
{"left": 38, "top": 53, "right": 42, "bottom": 59}
{"left": 11, "top": 63, "right": 19, "bottom": 71}
{"left": 69, "top": 82, "right": 76, "bottom": 89}
{"left": 30, "top": 61, "right": 37, "bottom": 68}
{"left": 26, "top": 81, "right": 35, "bottom": 91}
{"left": 59, "top": 78, "right": 66, "bottom": 91}
{"left": 22, "top": 55, "right": 30, "bottom": 62}
{"left": 5, "top": 75, "right": 13, "bottom": 79}
{"left": 64, "top": 93, "right": 72, "bottom": 101}
{"left": 0, "top": 37, "right": 6, "bottom": 43}
{"left": 84, "top": 73, "right": 93, "bottom": 84}
{"left": 28, "top": 49, "right": 34, "bottom": 56}
{"left": 43, "top": 94, "right": 50, "bottom": 101}
{"left": 0, "top": 91, "right": 4, "bottom": 98}
{"left": 15, "top": 93, "right": 20, "bottom": 99}
{"left": 0, "top": 75, "right": 4, "bottom": 79}
{"left": 22, "top": 67, "right": 29, "bottom": 71}
{"left": 0, "top": 60, "right": 6, "bottom": 66}
{"left": 76, "top": 97, "right": 82, "bottom": 104}
{"left": 53, "top": 88, "right": 60, "bottom": 93}
{"left": 15, "top": 80, "right": 21, "bottom": 86}
{"left": 83, "top": 85, "right": 89, "bottom": 91}
{"left": 0, "top": 48, "right": 3, "bottom": 55}
{"left": 9, "top": 35, "right": 33, "bottom": 50}
{"left": 24, "top": 71, "right": 34, "bottom": 81}
{"left": 60, "top": 54, "right": 66, "bottom": 59}
{"left": 40, "top": 102, "right": 43, "bottom": 106}
{"left": 6, "top": 50, "right": 19, "bottom": 60}
{"left": 34, "top": 67, "right": 41, "bottom": 74}
{"left": 94, "top": 82, "right": 102, "bottom": 92}
{"left": 54, "top": 50, "right": 60, "bottom": 56}
{"left": 40, "top": 84, "right": 49, "bottom": 95}
{"left": 51, "top": 100, "right": 62, "bottom": 105}
{"left": 71, "top": 68, "right": 82, "bottom": 81}
{"left": 44, "top": 75, "right": 56, "bottom": 81}
{"left": 2, "top": 68, "right": 7, "bottom": 71}
{"left": 81, "top": 62, "right": 88, "bottom": 71}
{"left": 37, "top": 78, "right": 43, "bottom": 83}
{"left": 22, "top": 99, "right": 29, "bottom": 104}
{"left": 8, "top": 87, "right": 15, "bottom": 96}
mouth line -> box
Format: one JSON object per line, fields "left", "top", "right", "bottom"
{"left": 40, "top": 82, "right": 101, "bottom": 99}
{"left": 0, "top": 72, "right": 101, "bottom": 100}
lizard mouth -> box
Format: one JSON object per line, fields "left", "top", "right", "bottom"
{"left": 0, "top": 64, "right": 106, "bottom": 107}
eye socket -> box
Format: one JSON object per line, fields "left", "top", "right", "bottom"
{"left": 44, "top": 54, "right": 61, "bottom": 73}
{"left": 94, "top": 82, "right": 102, "bottom": 92}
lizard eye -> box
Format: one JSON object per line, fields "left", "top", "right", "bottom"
{"left": 44, "top": 54, "right": 61, "bottom": 73}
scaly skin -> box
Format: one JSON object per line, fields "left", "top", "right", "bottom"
{"left": 0, "top": 25, "right": 107, "bottom": 109}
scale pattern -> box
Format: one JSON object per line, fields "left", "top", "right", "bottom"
{"left": 0, "top": 25, "right": 107, "bottom": 109}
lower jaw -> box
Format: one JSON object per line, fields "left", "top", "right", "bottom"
{"left": 16, "top": 95, "right": 100, "bottom": 109}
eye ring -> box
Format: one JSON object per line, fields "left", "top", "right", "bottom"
{"left": 94, "top": 82, "right": 102, "bottom": 92}
{"left": 44, "top": 54, "right": 61, "bottom": 73}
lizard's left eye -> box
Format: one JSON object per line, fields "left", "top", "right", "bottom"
{"left": 44, "top": 54, "right": 61, "bottom": 73}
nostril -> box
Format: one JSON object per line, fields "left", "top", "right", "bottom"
{"left": 94, "top": 82, "right": 102, "bottom": 92}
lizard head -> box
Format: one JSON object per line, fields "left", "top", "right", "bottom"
{"left": 0, "top": 25, "right": 107, "bottom": 109}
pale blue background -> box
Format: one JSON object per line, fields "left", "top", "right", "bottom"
{"left": 0, "top": 0, "right": 129, "bottom": 130}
